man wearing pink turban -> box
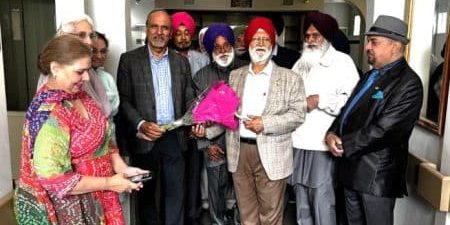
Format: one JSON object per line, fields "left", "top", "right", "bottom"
{"left": 171, "top": 11, "right": 209, "bottom": 76}
{"left": 170, "top": 11, "right": 210, "bottom": 225}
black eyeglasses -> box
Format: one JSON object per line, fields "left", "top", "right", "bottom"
{"left": 68, "top": 31, "right": 97, "bottom": 40}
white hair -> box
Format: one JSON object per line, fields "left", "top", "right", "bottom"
{"left": 56, "top": 14, "right": 95, "bottom": 37}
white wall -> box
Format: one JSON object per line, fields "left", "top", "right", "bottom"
{"left": 372, "top": 0, "right": 405, "bottom": 22}
{"left": 0, "top": 26, "right": 13, "bottom": 199}
{"left": 55, "top": 0, "right": 85, "bottom": 28}
{"left": 55, "top": 0, "right": 129, "bottom": 79}
{"left": 371, "top": 0, "right": 450, "bottom": 225}
{"left": 86, "top": 0, "right": 129, "bottom": 78}
{"left": 438, "top": 81, "right": 450, "bottom": 225}
{"left": 435, "top": 40, "right": 450, "bottom": 224}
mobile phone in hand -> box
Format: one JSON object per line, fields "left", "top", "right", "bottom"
{"left": 128, "top": 172, "right": 152, "bottom": 183}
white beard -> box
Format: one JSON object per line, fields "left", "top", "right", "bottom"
{"left": 249, "top": 46, "right": 272, "bottom": 65}
{"left": 213, "top": 48, "right": 235, "bottom": 67}
{"left": 293, "top": 41, "right": 330, "bottom": 76}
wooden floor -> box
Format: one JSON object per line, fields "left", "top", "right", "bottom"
{"left": 1, "top": 192, "right": 297, "bottom": 225}
{"left": 197, "top": 202, "right": 297, "bottom": 225}
{"left": 0, "top": 192, "right": 17, "bottom": 225}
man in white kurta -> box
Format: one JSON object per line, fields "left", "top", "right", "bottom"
{"left": 290, "top": 11, "right": 359, "bottom": 225}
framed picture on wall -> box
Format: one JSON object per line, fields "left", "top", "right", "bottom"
{"left": 231, "top": 0, "right": 252, "bottom": 8}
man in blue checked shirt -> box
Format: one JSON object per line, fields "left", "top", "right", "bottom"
{"left": 326, "top": 15, "right": 423, "bottom": 225}
{"left": 116, "top": 9, "right": 194, "bottom": 225}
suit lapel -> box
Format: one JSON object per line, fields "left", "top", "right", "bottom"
{"left": 168, "top": 50, "right": 180, "bottom": 116}
{"left": 140, "top": 46, "right": 156, "bottom": 107}
{"left": 350, "top": 60, "right": 406, "bottom": 115}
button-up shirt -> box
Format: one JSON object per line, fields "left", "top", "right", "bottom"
{"left": 239, "top": 61, "right": 273, "bottom": 138}
{"left": 149, "top": 48, "right": 175, "bottom": 125}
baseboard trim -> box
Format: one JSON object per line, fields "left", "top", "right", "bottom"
{"left": 0, "top": 191, "right": 13, "bottom": 208}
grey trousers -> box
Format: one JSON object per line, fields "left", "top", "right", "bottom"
{"left": 290, "top": 149, "right": 336, "bottom": 225}
{"left": 203, "top": 149, "right": 240, "bottom": 225}
{"left": 206, "top": 161, "right": 229, "bottom": 225}
{"left": 293, "top": 181, "right": 336, "bottom": 225}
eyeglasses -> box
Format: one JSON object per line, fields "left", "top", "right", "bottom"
{"left": 213, "top": 43, "right": 232, "bottom": 53}
{"left": 251, "top": 36, "right": 271, "bottom": 44}
{"left": 68, "top": 31, "right": 97, "bottom": 40}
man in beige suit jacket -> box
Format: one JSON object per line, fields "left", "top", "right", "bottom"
{"left": 226, "top": 17, "right": 306, "bottom": 225}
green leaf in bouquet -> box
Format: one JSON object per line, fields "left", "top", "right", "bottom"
{"left": 160, "top": 112, "right": 194, "bottom": 131}
{"left": 160, "top": 119, "right": 183, "bottom": 131}
{"left": 182, "top": 111, "right": 194, "bottom": 125}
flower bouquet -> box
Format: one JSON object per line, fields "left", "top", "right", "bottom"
{"left": 160, "top": 81, "right": 240, "bottom": 131}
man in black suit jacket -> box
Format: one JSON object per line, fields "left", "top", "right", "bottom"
{"left": 116, "top": 9, "right": 194, "bottom": 225}
{"left": 269, "top": 14, "right": 300, "bottom": 69}
{"left": 325, "top": 15, "right": 423, "bottom": 225}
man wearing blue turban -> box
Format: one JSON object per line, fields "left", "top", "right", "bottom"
{"left": 192, "top": 22, "right": 247, "bottom": 225}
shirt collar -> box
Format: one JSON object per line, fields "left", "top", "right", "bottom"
{"left": 248, "top": 60, "right": 273, "bottom": 76}
{"left": 148, "top": 46, "right": 169, "bottom": 60}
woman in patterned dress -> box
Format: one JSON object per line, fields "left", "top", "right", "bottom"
{"left": 14, "top": 35, "right": 146, "bottom": 225}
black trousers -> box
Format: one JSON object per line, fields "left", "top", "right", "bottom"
{"left": 184, "top": 139, "right": 203, "bottom": 225}
{"left": 132, "top": 132, "right": 185, "bottom": 225}
{"left": 344, "top": 188, "right": 396, "bottom": 225}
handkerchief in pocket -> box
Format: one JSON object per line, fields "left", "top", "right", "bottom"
{"left": 371, "top": 90, "right": 384, "bottom": 99}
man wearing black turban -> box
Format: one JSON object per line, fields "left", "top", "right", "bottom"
{"left": 290, "top": 11, "right": 360, "bottom": 225}
{"left": 268, "top": 14, "right": 301, "bottom": 69}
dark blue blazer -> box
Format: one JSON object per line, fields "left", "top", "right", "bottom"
{"left": 328, "top": 58, "right": 423, "bottom": 197}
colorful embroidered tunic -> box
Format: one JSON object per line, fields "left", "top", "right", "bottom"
{"left": 15, "top": 86, "right": 124, "bottom": 225}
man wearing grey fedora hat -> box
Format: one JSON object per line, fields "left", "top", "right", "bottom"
{"left": 325, "top": 15, "right": 423, "bottom": 225}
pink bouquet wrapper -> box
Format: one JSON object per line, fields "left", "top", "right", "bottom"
{"left": 192, "top": 81, "right": 240, "bottom": 130}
